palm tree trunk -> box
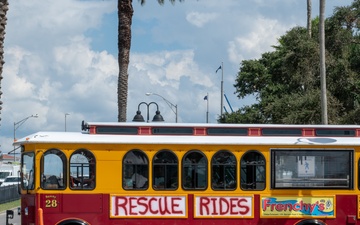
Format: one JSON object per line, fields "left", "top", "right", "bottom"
{"left": 307, "top": 0, "right": 312, "bottom": 38}
{"left": 117, "top": 0, "right": 133, "bottom": 122}
{"left": 319, "top": 0, "right": 328, "bottom": 124}
{"left": 0, "top": 0, "right": 8, "bottom": 125}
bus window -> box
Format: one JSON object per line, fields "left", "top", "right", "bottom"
{"left": 152, "top": 150, "right": 178, "bottom": 190}
{"left": 41, "top": 149, "right": 66, "bottom": 190}
{"left": 211, "top": 150, "right": 237, "bottom": 190}
{"left": 240, "top": 150, "right": 265, "bottom": 190}
{"left": 123, "top": 150, "right": 149, "bottom": 190}
{"left": 182, "top": 150, "right": 207, "bottom": 190}
{"left": 21, "top": 152, "right": 35, "bottom": 190}
{"left": 69, "top": 149, "right": 96, "bottom": 190}
{"left": 271, "top": 149, "right": 353, "bottom": 189}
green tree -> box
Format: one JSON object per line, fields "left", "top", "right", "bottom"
{"left": 0, "top": 0, "right": 8, "bottom": 126}
{"left": 221, "top": 1, "right": 360, "bottom": 124}
{"left": 117, "top": 0, "right": 183, "bottom": 122}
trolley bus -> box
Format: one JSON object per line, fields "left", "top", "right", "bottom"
{"left": 15, "top": 121, "right": 360, "bottom": 225}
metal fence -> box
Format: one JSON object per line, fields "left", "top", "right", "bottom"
{"left": 0, "top": 185, "right": 20, "bottom": 204}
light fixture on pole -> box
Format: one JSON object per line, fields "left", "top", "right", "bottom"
{"left": 65, "top": 113, "right": 70, "bottom": 132}
{"left": 146, "top": 92, "right": 178, "bottom": 123}
{"left": 216, "top": 62, "right": 224, "bottom": 115}
{"left": 12, "top": 114, "right": 39, "bottom": 161}
{"left": 204, "top": 93, "right": 209, "bottom": 123}
{"left": 132, "top": 102, "right": 164, "bottom": 123}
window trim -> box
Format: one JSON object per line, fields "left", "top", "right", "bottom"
{"left": 182, "top": 150, "right": 208, "bottom": 190}
{"left": 240, "top": 150, "right": 266, "bottom": 191}
{"left": 122, "top": 149, "right": 149, "bottom": 190}
{"left": 152, "top": 150, "right": 179, "bottom": 190}
{"left": 69, "top": 149, "right": 96, "bottom": 190}
{"left": 271, "top": 148, "right": 354, "bottom": 190}
{"left": 41, "top": 148, "right": 67, "bottom": 190}
{"left": 211, "top": 150, "right": 237, "bottom": 191}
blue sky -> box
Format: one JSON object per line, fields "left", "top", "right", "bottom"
{"left": 0, "top": 0, "right": 354, "bottom": 154}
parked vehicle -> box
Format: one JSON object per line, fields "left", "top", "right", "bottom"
{"left": 0, "top": 175, "right": 26, "bottom": 187}
{"left": 0, "top": 164, "right": 20, "bottom": 185}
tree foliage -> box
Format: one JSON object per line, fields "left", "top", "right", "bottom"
{"left": 220, "top": 1, "right": 360, "bottom": 124}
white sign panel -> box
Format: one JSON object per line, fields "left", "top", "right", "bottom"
{"left": 110, "top": 195, "right": 187, "bottom": 218}
{"left": 298, "top": 156, "right": 315, "bottom": 177}
{"left": 195, "top": 195, "right": 253, "bottom": 218}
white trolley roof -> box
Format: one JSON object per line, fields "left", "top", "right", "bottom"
{"left": 13, "top": 122, "right": 360, "bottom": 147}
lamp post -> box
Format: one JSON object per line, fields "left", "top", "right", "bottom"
{"left": 65, "top": 113, "right": 70, "bottom": 132}
{"left": 132, "top": 102, "right": 164, "bottom": 123}
{"left": 146, "top": 92, "right": 178, "bottom": 123}
{"left": 13, "top": 114, "right": 38, "bottom": 161}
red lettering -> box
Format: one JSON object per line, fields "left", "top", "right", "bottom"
{"left": 211, "top": 198, "right": 218, "bottom": 215}
{"left": 275, "top": 203, "right": 283, "bottom": 211}
{"left": 219, "top": 198, "right": 229, "bottom": 215}
{"left": 129, "top": 197, "right": 138, "bottom": 215}
{"left": 294, "top": 202, "right": 301, "bottom": 211}
{"left": 230, "top": 198, "right": 237, "bottom": 215}
{"left": 171, "top": 197, "right": 183, "bottom": 214}
{"left": 310, "top": 201, "right": 317, "bottom": 213}
{"left": 199, "top": 197, "right": 210, "bottom": 215}
{"left": 237, "top": 199, "right": 250, "bottom": 215}
{"left": 148, "top": 197, "right": 159, "bottom": 214}
{"left": 137, "top": 197, "right": 148, "bottom": 215}
{"left": 159, "top": 197, "right": 171, "bottom": 215}
{"left": 262, "top": 199, "right": 270, "bottom": 211}
{"left": 197, "top": 197, "right": 251, "bottom": 216}
{"left": 115, "top": 196, "right": 127, "bottom": 216}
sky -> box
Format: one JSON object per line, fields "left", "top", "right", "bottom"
{"left": 0, "top": 0, "right": 354, "bottom": 154}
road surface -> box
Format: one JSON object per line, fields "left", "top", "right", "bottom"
{"left": 0, "top": 207, "right": 21, "bottom": 225}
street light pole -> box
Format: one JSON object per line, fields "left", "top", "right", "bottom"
{"left": 65, "top": 113, "right": 70, "bottom": 132}
{"left": 13, "top": 114, "right": 38, "bottom": 161}
{"left": 132, "top": 102, "right": 164, "bottom": 123}
{"left": 146, "top": 92, "right": 178, "bottom": 123}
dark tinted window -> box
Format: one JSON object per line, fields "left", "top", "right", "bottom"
{"left": 123, "top": 150, "right": 149, "bottom": 190}
{"left": 211, "top": 150, "right": 237, "bottom": 190}
{"left": 182, "top": 151, "right": 207, "bottom": 190}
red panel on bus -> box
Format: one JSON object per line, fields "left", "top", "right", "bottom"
{"left": 139, "top": 127, "right": 151, "bottom": 135}
{"left": 249, "top": 128, "right": 260, "bottom": 136}
{"left": 194, "top": 128, "right": 206, "bottom": 135}
{"left": 62, "top": 194, "right": 103, "bottom": 213}
{"left": 303, "top": 129, "right": 315, "bottom": 136}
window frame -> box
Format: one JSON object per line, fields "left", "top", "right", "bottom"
{"left": 152, "top": 150, "right": 178, "bottom": 190}
{"left": 182, "top": 150, "right": 208, "bottom": 190}
{"left": 123, "top": 149, "right": 149, "bottom": 190}
{"left": 21, "top": 151, "right": 35, "bottom": 190}
{"left": 211, "top": 150, "right": 237, "bottom": 190}
{"left": 240, "top": 150, "right": 266, "bottom": 191}
{"left": 271, "top": 148, "right": 354, "bottom": 189}
{"left": 69, "top": 149, "right": 96, "bottom": 190}
{"left": 41, "top": 149, "right": 67, "bottom": 190}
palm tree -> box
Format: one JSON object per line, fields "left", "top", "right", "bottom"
{"left": 0, "top": 0, "right": 8, "bottom": 126}
{"left": 307, "top": 0, "right": 311, "bottom": 37}
{"left": 117, "top": 0, "right": 183, "bottom": 122}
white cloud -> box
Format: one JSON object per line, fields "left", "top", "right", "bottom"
{"left": 186, "top": 11, "right": 218, "bottom": 28}
{"left": 0, "top": 0, "right": 354, "bottom": 154}
{"left": 130, "top": 50, "right": 212, "bottom": 88}
{"left": 228, "top": 16, "right": 291, "bottom": 63}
